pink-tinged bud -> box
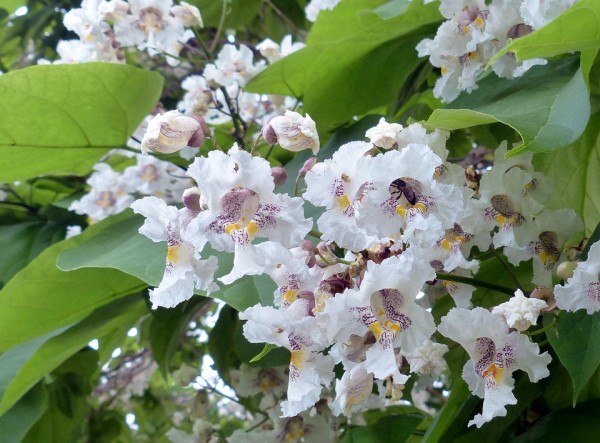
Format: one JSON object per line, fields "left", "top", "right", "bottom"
{"left": 192, "top": 115, "right": 211, "bottom": 137}
{"left": 271, "top": 166, "right": 288, "bottom": 187}
{"left": 300, "top": 240, "right": 317, "bottom": 267}
{"left": 315, "top": 241, "right": 338, "bottom": 267}
{"left": 557, "top": 261, "right": 577, "bottom": 281}
{"left": 182, "top": 187, "right": 202, "bottom": 212}
{"left": 142, "top": 110, "right": 204, "bottom": 154}
{"left": 262, "top": 120, "right": 278, "bottom": 145}
{"left": 300, "top": 156, "right": 318, "bottom": 177}
{"left": 171, "top": 2, "right": 203, "bottom": 27}
{"left": 297, "top": 291, "right": 316, "bottom": 316}
{"left": 531, "top": 287, "right": 556, "bottom": 312}
{"left": 265, "top": 111, "right": 320, "bottom": 154}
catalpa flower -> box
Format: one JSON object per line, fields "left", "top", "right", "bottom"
{"left": 240, "top": 299, "right": 335, "bottom": 417}
{"left": 185, "top": 145, "right": 311, "bottom": 284}
{"left": 131, "top": 196, "right": 218, "bottom": 309}
{"left": 504, "top": 208, "right": 583, "bottom": 287}
{"left": 438, "top": 307, "right": 551, "bottom": 427}
{"left": 492, "top": 289, "right": 547, "bottom": 331}
{"left": 303, "top": 141, "right": 377, "bottom": 251}
{"left": 203, "top": 44, "right": 265, "bottom": 87}
{"left": 554, "top": 241, "right": 600, "bottom": 314}
{"left": 359, "top": 143, "right": 464, "bottom": 245}
{"left": 320, "top": 250, "right": 436, "bottom": 383}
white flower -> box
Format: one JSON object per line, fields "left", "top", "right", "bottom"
{"left": 330, "top": 363, "right": 374, "bottom": 416}
{"left": 257, "top": 35, "right": 305, "bottom": 63}
{"left": 141, "top": 111, "right": 204, "bottom": 154}
{"left": 520, "top": 0, "right": 578, "bottom": 30}
{"left": 321, "top": 250, "right": 436, "bottom": 384}
{"left": 365, "top": 117, "right": 403, "bottom": 150}
{"left": 438, "top": 307, "right": 551, "bottom": 427}
{"left": 69, "top": 163, "right": 133, "bottom": 222}
{"left": 503, "top": 209, "right": 583, "bottom": 287}
{"left": 130, "top": 196, "right": 218, "bottom": 309}
{"left": 240, "top": 300, "right": 335, "bottom": 417}
{"left": 185, "top": 145, "right": 311, "bottom": 284}
{"left": 106, "top": 0, "right": 197, "bottom": 65}
{"left": 404, "top": 339, "right": 448, "bottom": 377}
{"left": 358, "top": 143, "right": 464, "bottom": 245}
{"left": 121, "top": 154, "right": 193, "bottom": 203}
{"left": 492, "top": 289, "right": 548, "bottom": 331}
{"left": 554, "top": 241, "right": 600, "bottom": 314}
{"left": 305, "top": 0, "right": 342, "bottom": 22}
{"left": 203, "top": 44, "right": 265, "bottom": 87}
{"left": 303, "top": 141, "right": 377, "bottom": 251}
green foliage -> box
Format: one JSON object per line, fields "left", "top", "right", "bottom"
{"left": 493, "top": 0, "right": 600, "bottom": 62}
{"left": 534, "top": 111, "right": 600, "bottom": 234}
{"left": 427, "top": 57, "right": 590, "bottom": 157}
{"left": 247, "top": 0, "right": 442, "bottom": 133}
{"left": 545, "top": 311, "right": 600, "bottom": 405}
{"left": 0, "top": 218, "right": 146, "bottom": 353}
{"left": 0, "top": 63, "right": 163, "bottom": 182}
{"left": 0, "top": 0, "right": 599, "bottom": 441}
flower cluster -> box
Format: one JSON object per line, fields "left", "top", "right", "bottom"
{"left": 69, "top": 152, "right": 193, "bottom": 223}
{"left": 417, "top": 0, "right": 578, "bottom": 102}
{"left": 127, "top": 114, "right": 586, "bottom": 427}
{"left": 49, "top": 0, "right": 202, "bottom": 65}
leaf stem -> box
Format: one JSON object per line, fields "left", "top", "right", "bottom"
{"left": 436, "top": 272, "right": 514, "bottom": 295}
{"left": 491, "top": 248, "right": 522, "bottom": 291}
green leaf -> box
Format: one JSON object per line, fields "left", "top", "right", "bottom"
{"left": 0, "top": 63, "right": 163, "bottom": 182}
{"left": 342, "top": 414, "right": 423, "bottom": 443}
{"left": 581, "top": 223, "right": 600, "bottom": 260}
{"left": 0, "top": 216, "right": 146, "bottom": 353}
{"left": 23, "top": 349, "right": 98, "bottom": 443}
{"left": 0, "top": 383, "right": 48, "bottom": 443}
{"left": 427, "top": 57, "right": 590, "bottom": 156}
{"left": 533, "top": 111, "right": 600, "bottom": 235}
{"left": 189, "top": 0, "right": 262, "bottom": 29}
{"left": 422, "top": 377, "right": 478, "bottom": 443}
{"left": 246, "top": 0, "right": 442, "bottom": 133}
{"left": 249, "top": 343, "right": 278, "bottom": 363}
{"left": 512, "top": 410, "right": 600, "bottom": 443}
{"left": 491, "top": 0, "right": 600, "bottom": 63}
{"left": 149, "top": 296, "right": 208, "bottom": 376}
{"left": 207, "top": 305, "right": 240, "bottom": 383}
{"left": 544, "top": 311, "right": 600, "bottom": 405}
{"left": 0, "top": 294, "right": 147, "bottom": 415}
{"left": 220, "top": 273, "right": 276, "bottom": 311}
{"left": 57, "top": 211, "right": 165, "bottom": 287}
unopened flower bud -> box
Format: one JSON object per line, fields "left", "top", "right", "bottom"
{"left": 316, "top": 241, "right": 337, "bottom": 267}
{"left": 171, "top": 2, "right": 203, "bottom": 27}
{"left": 557, "top": 260, "right": 577, "bottom": 281}
{"left": 142, "top": 111, "right": 205, "bottom": 154}
{"left": 492, "top": 289, "right": 547, "bottom": 331}
{"left": 300, "top": 156, "right": 318, "bottom": 177}
{"left": 530, "top": 287, "right": 556, "bottom": 312}
{"left": 365, "top": 117, "right": 403, "bottom": 150}
{"left": 271, "top": 166, "right": 288, "bottom": 187}
{"left": 182, "top": 187, "right": 202, "bottom": 212}
{"left": 264, "top": 111, "right": 320, "bottom": 154}
{"left": 262, "top": 123, "right": 278, "bottom": 145}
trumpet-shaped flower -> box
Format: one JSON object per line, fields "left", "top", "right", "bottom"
{"left": 438, "top": 307, "right": 551, "bottom": 427}
{"left": 554, "top": 241, "right": 600, "bottom": 314}
{"left": 240, "top": 299, "right": 335, "bottom": 417}
{"left": 185, "top": 145, "right": 311, "bottom": 284}
{"left": 131, "top": 196, "right": 218, "bottom": 308}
